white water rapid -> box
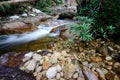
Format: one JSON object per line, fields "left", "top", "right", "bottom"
{"left": 0, "top": 20, "right": 69, "bottom": 48}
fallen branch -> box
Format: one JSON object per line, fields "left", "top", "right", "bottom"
{"left": 0, "top": 0, "right": 36, "bottom": 5}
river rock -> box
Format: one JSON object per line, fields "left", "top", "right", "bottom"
{"left": 56, "top": 73, "right": 61, "bottom": 79}
{"left": 42, "top": 61, "right": 52, "bottom": 70}
{"left": 36, "top": 73, "right": 42, "bottom": 80}
{"left": 21, "top": 13, "right": 28, "bottom": 17}
{"left": 46, "top": 67, "right": 57, "bottom": 79}
{"left": 10, "top": 15, "right": 19, "bottom": 20}
{"left": 35, "top": 66, "right": 42, "bottom": 72}
{"left": 24, "top": 59, "right": 36, "bottom": 72}
{"left": 83, "top": 71, "right": 98, "bottom": 80}
{"left": 33, "top": 53, "right": 42, "bottom": 61}
{"left": 63, "top": 63, "right": 77, "bottom": 79}
{"left": 73, "top": 72, "right": 79, "bottom": 79}
{"left": 57, "top": 65, "right": 62, "bottom": 72}
{"left": 96, "top": 68, "right": 106, "bottom": 80}
{"left": 105, "top": 56, "right": 112, "bottom": 61}
{"left": 24, "top": 52, "right": 34, "bottom": 61}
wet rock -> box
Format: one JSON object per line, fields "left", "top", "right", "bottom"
{"left": 29, "top": 14, "right": 36, "bottom": 17}
{"left": 9, "top": 15, "right": 19, "bottom": 20}
{"left": 21, "top": 13, "right": 28, "bottom": 17}
{"left": 0, "top": 21, "right": 35, "bottom": 34}
{"left": 0, "top": 65, "right": 35, "bottom": 80}
{"left": 46, "top": 66, "right": 57, "bottom": 79}
{"left": 0, "top": 52, "right": 24, "bottom": 68}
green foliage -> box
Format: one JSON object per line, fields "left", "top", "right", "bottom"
{"left": 0, "top": 3, "right": 28, "bottom": 16}
{"left": 68, "top": 16, "right": 93, "bottom": 43}
{"left": 31, "top": 0, "right": 62, "bottom": 11}
{"left": 0, "top": 3, "right": 10, "bottom": 12}
{"left": 77, "top": 0, "right": 120, "bottom": 41}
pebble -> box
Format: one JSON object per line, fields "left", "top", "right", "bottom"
{"left": 35, "top": 66, "right": 42, "bottom": 72}
{"left": 73, "top": 72, "right": 79, "bottom": 79}
{"left": 42, "top": 61, "right": 52, "bottom": 70}
{"left": 33, "top": 53, "right": 42, "bottom": 61}
{"left": 25, "top": 59, "right": 36, "bottom": 71}
{"left": 105, "top": 56, "right": 112, "bottom": 61}
{"left": 83, "top": 71, "right": 98, "bottom": 80}
{"left": 56, "top": 73, "right": 61, "bottom": 79}
{"left": 46, "top": 67, "right": 57, "bottom": 79}
{"left": 114, "top": 62, "right": 120, "bottom": 68}
{"left": 24, "top": 52, "right": 34, "bottom": 59}
{"left": 63, "top": 63, "right": 77, "bottom": 79}
{"left": 57, "top": 65, "right": 62, "bottom": 72}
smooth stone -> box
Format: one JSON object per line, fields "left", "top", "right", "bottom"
{"left": 96, "top": 68, "right": 106, "bottom": 80}
{"left": 108, "top": 46, "right": 114, "bottom": 51}
{"left": 10, "top": 15, "right": 20, "bottom": 20}
{"left": 63, "top": 63, "right": 77, "bottom": 79}
{"left": 24, "top": 52, "right": 34, "bottom": 59}
{"left": 35, "top": 66, "right": 42, "bottom": 72}
{"left": 42, "top": 61, "right": 52, "bottom": 70}
{"left": 25, "top": 59, "right": 36, "bottom": 71}
{"left": 21, "top": 13, "right": 28, "bottom": 17}
{"left": 73, "top": 72, "right": 79, "bottom": 79}
{"left": 83, "top": 71, "right": 98, "bottom": 80}
{"left": 56, "top": 73, "right": 61, "bottom": 79}
{"left": 57, "top": 65, "right": 62, "bottom": 72}
{"left": 105, "top": 56, "right": 112, "bottom": 61}
{"left": 33, "top": 53, "right": 42, "bottom": 61}
{"left": 46, "top": 67, "right": 57, "bottom": 79}
{"left": 29, "top": 14, "right": 36, "bottom": 17}
{"left": 36, "top": 73, "right": 42, "bottom": 80}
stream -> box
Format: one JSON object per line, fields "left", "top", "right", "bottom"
{"left": 0, "top": 19, "right": 70, "bottom": 53}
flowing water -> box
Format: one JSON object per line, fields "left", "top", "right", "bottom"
{"left": 0, "top": 19, "right": 69, "bottom": 53}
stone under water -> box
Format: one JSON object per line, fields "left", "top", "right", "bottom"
{"left": 0, "top": 65, "right": 35, "bottom": 80}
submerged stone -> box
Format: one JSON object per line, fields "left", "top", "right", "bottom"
{"left": 0, "top": 65, "right": 35, "bottom": 80}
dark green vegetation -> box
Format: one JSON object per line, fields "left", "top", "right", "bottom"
{"left": 70, "top": 0, "right": 120, "bottom": 44}
{"left": 0, "top": 3, "right": 29, "bottom": 17}
{"left": 0, "top": 0, "right": 62, "bottom": 16}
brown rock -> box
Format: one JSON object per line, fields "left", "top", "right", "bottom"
{"left": 0, "top": 21, "right": 35, "bottom": 34}
{"left": 63, "top": 63, "right": 77, "bottom": 79}
{"left": 105, "top": 71, "right": 119, "bottom": 80}
{"left": 91, "top": 57, "right": 102, "bottom": 62}
{"left": 42, "top": 61, "right": 52, "bottom": 70}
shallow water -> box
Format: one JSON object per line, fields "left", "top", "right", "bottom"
{"left": 0, "top": 19, "right": 69, "bottom": 53}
